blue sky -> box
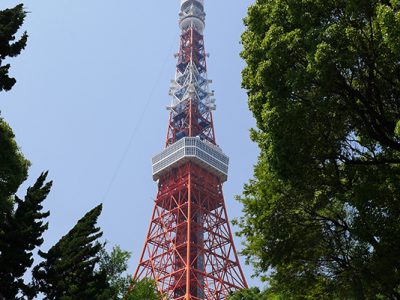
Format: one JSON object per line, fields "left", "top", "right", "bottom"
{"left": 1, "top": 0, "right": 261, "bottom": 289}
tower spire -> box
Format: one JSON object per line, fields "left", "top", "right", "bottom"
{"left": 167, "top": 0, "right": 215, "bottom": 147}
{"left": 133, "top": 2, "right": 248, "bottom": 299}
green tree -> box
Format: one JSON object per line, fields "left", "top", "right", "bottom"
{"left": 239, "top": 0, "right": 400, "bottom": 299}
{"left": 0, "top": 4, "right": 28, "bottom": 92}
{"left": 0, "top": 172, "right": 52, "bottom": 299}
{"left": 0, "top": 117, "right": 30, "bottom": 222}
{"left": 228, "top": 287, "right": 270, "bottom": 300}
{"left": 33, "top": 205, "right": 110, "bottom": 300}
{"left": 125, "top": 278, "right": 162, "bottom": 300}
{"left": 98, "top": 245, "right": 132, "bottom": 300}
{"left": 0, "top": 5, "right": 53, "bottom": 299}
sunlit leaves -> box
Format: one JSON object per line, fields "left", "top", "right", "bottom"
{"left": 240, "top": 0, "right": 400, "bottom": 298}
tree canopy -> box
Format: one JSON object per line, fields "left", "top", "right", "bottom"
{"left": 0, "top": 117, "right": 30, "bottom": 221}
{"left": 0, "top": 4, "right": 28, "bottom": 92}
{"left": 0, "top": 5, "right": 55, "bottom": 299}
{"left": 98, "top": 245, "right": 132, "bottom": 300}
{"left": 239, "top": 0, "right": 400, "bottom": 299}
{"left": 33, "top": 205, "right": 110, "bottom": 300}
{"left": 125, "top": 278, "right": 163, "bottom": 300}
{"left": 0, "top": 172, "right": 51, "bottom": 299}
{"left": 0, "top": 4, "right": 138, "bottom": 300}
{"left": 228, "top": 287, "right": 269, "bottom": 300}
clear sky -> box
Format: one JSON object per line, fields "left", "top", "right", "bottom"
{"left": 1, "top": 0, "right": 261, "bottom": 289}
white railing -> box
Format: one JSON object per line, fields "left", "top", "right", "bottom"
{"left": 152, "top": 137, "right": 229, "bottom": 182}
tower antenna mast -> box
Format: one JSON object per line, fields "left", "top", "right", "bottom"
{"left": 134, "top": 1, "right": 248, "bottom": 298}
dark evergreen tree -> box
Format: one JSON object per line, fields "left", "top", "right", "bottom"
{"left": 33, "top": 205, "right": 110, "bottom": 300}
{"left": 0, "top": 111, "right": 51, "bottom": 300}
{"left": 0, "top": 4, "right": 28, "bottom": 92}
{"left": 0, "top": 5, "right": 53, "bottom": 299}
{"left": 1, "top": 2, "right": 30, "bottom": 223}
{"left": 0, "top": 172, "right": 51, "bottom": 299}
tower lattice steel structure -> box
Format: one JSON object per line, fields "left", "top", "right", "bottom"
{"left": 134, "top": 1, "right": 247, "bottom": 299}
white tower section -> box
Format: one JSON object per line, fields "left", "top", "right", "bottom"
{"left": 169, "top": 0, "right": 215, "bottom": 114}
{"left": 151, "top": 0, "right": 229, "bottom": 182}
{"left": 179, "top": 0, "right": 205, "bottom": 33}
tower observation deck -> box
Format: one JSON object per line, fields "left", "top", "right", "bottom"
{"left": 133, "top": 1, "right": 248, "bottom": 299}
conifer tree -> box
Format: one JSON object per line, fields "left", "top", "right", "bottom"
{"left": 0, "top": 4, "right": 53, "bottom": 299}
{"left": 0, "top": 2, "right": 29, "bottom": 217}
{"left": 0, "top": 116, "right": 51, "bottom": 300}
{"left": 0, "top": 4, "right": 28, "bottom": 92}
{"left": 0, "top": 172, "right": 52, "bottom": 299}
{"left": 33, "top": 205, "right": 110, "bottom": 300}
{"left": 1, "top": 3, "right": 30, "bottom": 222}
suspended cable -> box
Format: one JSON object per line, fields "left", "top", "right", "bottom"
{"left": 102, "top": 36, "right": 177, "bottom": 202}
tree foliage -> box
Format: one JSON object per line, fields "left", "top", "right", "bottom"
{"left": 0, "top": 5, "right": 54, "bottom": 299}
{"left": 0, "top": 117, "right": 30, "bottom": 221}
{"left": 228, "top": 287, "right": 270, "bottom": 300}
{"left": 239, "top": 0, "right": 400, "bottom": 299}
{"left": 0, "top": 172, "right": 51, "bottom": 299}
{"left": 0, "top": 4, "right": 28, "bottom": 92}
{"left": 0, "top": 3, "right": 29, "bottom": 214}
{"left": 0, "top": 5, "right": 133, "bottom": 300}
{"left": 125, "top": 278, "right": 163, "bottom": 300}
{"left": 98, "top": 245, "right": 132, "bottom": 300}
{"left": 33, "top": 205, "right": 110, "bottom": 300}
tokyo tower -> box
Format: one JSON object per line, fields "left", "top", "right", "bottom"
{"left": 133, "top": 1, "right": 248, "bottom": 299}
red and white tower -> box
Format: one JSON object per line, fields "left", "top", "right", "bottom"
{"left": 134, "top": 1, "right": 248, "bottom": 299}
